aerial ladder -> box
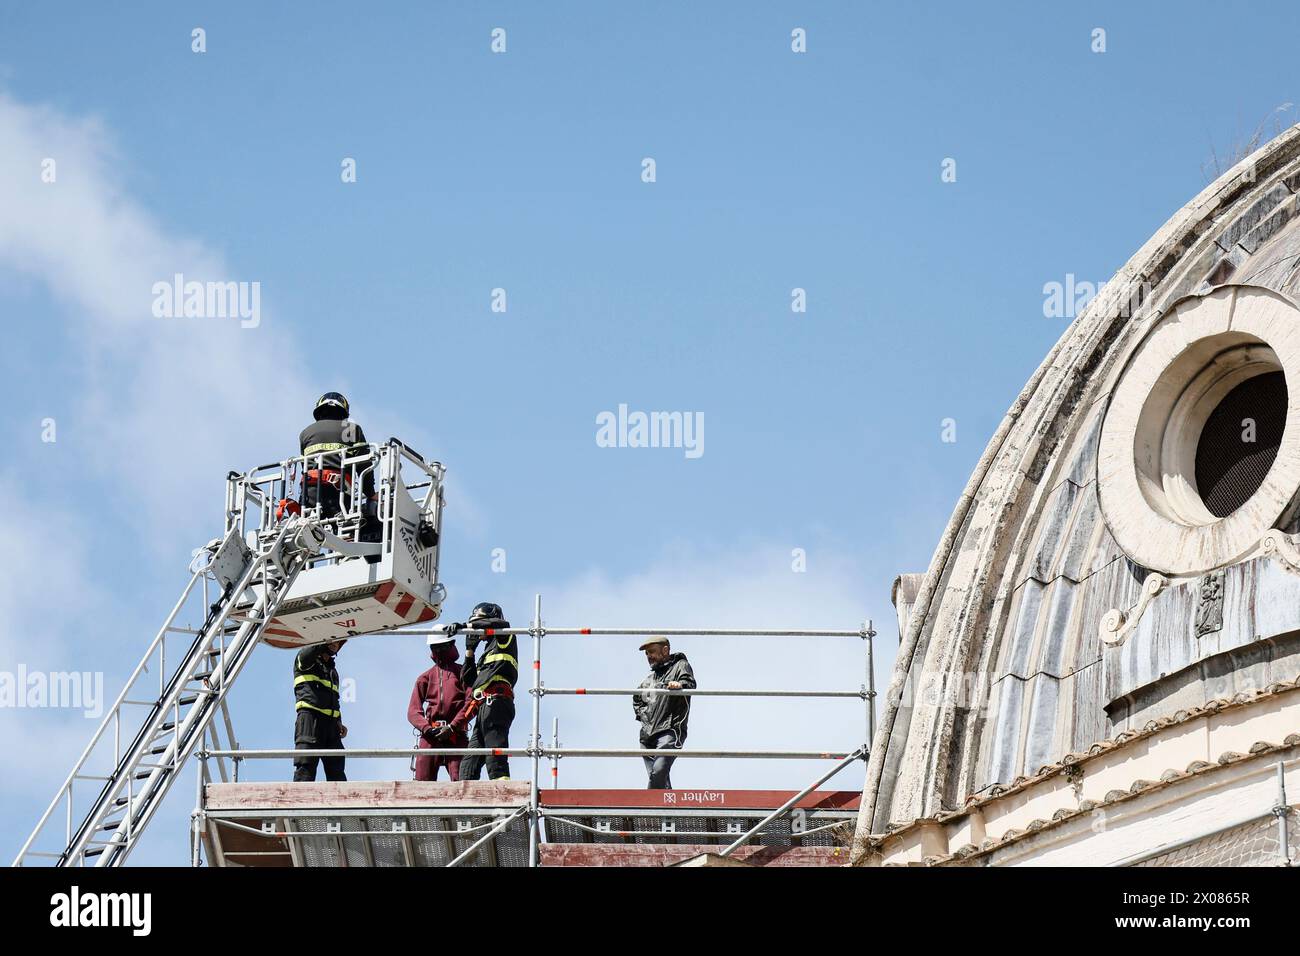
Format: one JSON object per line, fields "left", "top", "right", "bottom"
{"left": 13, "top": 439, "right": 447, "bottom": 866}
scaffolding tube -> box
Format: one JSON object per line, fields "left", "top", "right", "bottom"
{"left": 718, "top": 745, "right": 868, "bottom": 858}
{"left": 1275, "top": 762, "right": 1292, "bottom": 866}
{"left": 538, "top": 813, "right": 849, "bottom": 841}
{"left": 204, "top": 748, "right": 527, "bottom": 759}
{"left": 1109, "top": 762, "right": 1296, "bottom": 868}
{"left": 214, "top": 816, "right": 507, "bottom": 839}
{"left": 403, "top": 627, "right": 865, "bottom": 638}
{"left": 528, "top": 594, "right": 543, "bottom": 869}
{"left": 540, "top": 687, "right": 866, "bottom": 698}
{"left": 446, "top": 808, "right": 529, "bottom": 868}
{"left": 550, "top": 718, "right": 560, "bottom": 790}
{"left": 537, "top": 748, "right": 855, "bottom": 760}
{"left": 204, "top": 747, "right": 855, "bottom": 760}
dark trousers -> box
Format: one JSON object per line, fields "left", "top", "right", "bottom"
{"left": 302, "top": 477, "right": 347, "bottom": 519}
{"left": 460, "top": 695, "right": 515, "bottom": 781}
{"left": 414, "top": 741, "right": 462, "bottom": 781}
{"left": 293, "top": 710, "right": 346, "bottom": 782}
{"left": 643, "top": 731, "right": 679, "bottom": 789}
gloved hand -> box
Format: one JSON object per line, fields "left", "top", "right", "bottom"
{"left": 464, "top": 630, "right": 482, "bottom": 653}
{"left": 444, "top": 622, "right": 465, "bottom": 637}
{"left": 423, "top": 722, "right": 452, "bottom": 744}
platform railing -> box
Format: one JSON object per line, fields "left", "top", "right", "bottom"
{"left": 200, "top": 592, "right": 875, "bottom": 867}
{"left": 226, "top": 439, "right": 444, "bottom": 570}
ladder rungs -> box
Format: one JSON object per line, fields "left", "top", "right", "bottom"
{"left": 134, "top": 764, "right": 176, "bottom": 778}
{"left": 29, "top": 529, "right": 311, "bottom": 869}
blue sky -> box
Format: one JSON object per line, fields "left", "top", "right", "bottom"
{"left": 2, "top": 2, "right": 1299, "bottom": 864}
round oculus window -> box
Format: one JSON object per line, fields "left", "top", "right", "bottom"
{"left": 1097, "top": 285, "right": 1300, "bottom": 575}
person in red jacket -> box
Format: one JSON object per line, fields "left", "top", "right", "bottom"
{"left": 407, "top": 633, "right": 468, "bottom": 781}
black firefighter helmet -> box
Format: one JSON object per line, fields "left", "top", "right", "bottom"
{"left": 313, "top": 391, "right": 350, "bottom": 421}
{"left": 469, "top": 602, "right": 505, "bottom": 624}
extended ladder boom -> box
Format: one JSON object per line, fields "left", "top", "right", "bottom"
{"left": 14, "top": 518, "right": 327, "bottom": 867}
{"left": 16, "top": 439, "right": 446, "bottom": 867}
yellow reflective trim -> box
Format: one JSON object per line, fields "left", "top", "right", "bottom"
{"left": 304, "top": 442, "right": 347, "bottom": 455}
{"left": 482, "top": 653, "right": 517, "bottom": 669}
{"left": 294, "top": 674, "right": 340, "bottom": 693}
{"left": 296, "top": 701, "right": 341, "bottom": 718}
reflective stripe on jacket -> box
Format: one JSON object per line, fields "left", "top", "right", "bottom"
{"left": 461, "top": 618, "right": 519, "bottom": 694}
{"left": 294, "top": 645, "right": 342, "bottom": 721}
{"left": 299, "top": 419, "right": 375, "bottom": 497}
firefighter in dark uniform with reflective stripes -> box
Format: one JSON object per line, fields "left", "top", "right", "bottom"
{"left": 292, "top": 639, "right": 348, "bottom": 781}
{"left": 299, "top": 392, "right": 376, "bottom": 520}
{"left": 446, "top": 603, "right": 518, "bottom": 780}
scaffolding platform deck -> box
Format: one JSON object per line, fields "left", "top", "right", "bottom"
{"left": 200, "top": 781, "right": 857, "bottom": 867}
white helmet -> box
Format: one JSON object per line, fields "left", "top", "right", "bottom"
{"left": 427, "top": 633, "right": 456, "bottom": 647}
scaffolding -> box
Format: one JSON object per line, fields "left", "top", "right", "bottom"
{"left": 1126, "top": 762, "right": 1297, "bottom": 867}
{"left": 195, "top": 593, "right": 876, "bottom": 867}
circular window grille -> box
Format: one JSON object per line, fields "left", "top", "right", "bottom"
{"left": 1097, "top": 285, "right": 1300, "bottom": 575}
{"left": 1195, "top": 370, "right": 1287, "bottom": 517}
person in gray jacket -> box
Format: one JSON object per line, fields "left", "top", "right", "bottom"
{"left": 633, "top": 636, "right": 696, "bottom": 789}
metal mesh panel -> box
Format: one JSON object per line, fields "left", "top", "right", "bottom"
{"left": 362, "top": 815, "right": 409, "bottom": 867}
{"left": 1195, "top": 371, "right": 1287, "bottom": 518}
{"left": 1133, "top": 813, "right": 1295, "bottom": 867}
{"left": 667, "top": 815, "right": 704, "bottom": 841}
{"left": 492, "top": 818, "right": 531, "bottom": 867}
{"left": 759, "top": 814, "right": 793, "bottom": 846}
{"left": 535, "top": 811, "right": 853, "bottom": 849}
{"left": 289, "top": 817, "right": 344, "bottom": 867}
{"left": 409, "top": 815, "right": 456, "bottom": 866}
{"left": 432, "top": 813, "right": 529, "bottom": 867}
{"left": 592, "top": 816, "right": 626, "bottom": 842}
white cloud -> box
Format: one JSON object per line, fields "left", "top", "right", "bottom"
{"left": 0, "top": 94, "right": 323, "bottom": 547}
{"left": 0, "top": 473, "right": 116, "bottom": 663}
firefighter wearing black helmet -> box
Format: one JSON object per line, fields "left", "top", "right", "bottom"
{"left": 446, "top": 602, "right": 519, "bottom": 780}
{"left": 299, "top": 392, "right": 376, "bottom": 519}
